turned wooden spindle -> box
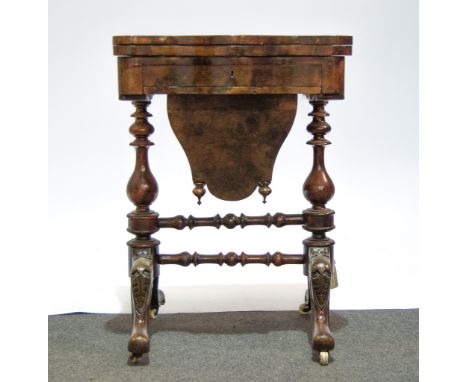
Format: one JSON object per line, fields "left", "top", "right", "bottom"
{"left": 126, "top": 99, "right": 162, "bottom": 362}
{"left": 301, "top": 98, "right": 336, "bottom": 366}
{"left": 158, "top": 251, "right": 305, "bottom": 267}
{"left": 127, "top": 100, "right": 158, "bottom": 210}
{"left": 156, "top": 212, "right": 304, "bottom": 230}
{"left": 303, "top": 100, "right": 334, "bottom": 209}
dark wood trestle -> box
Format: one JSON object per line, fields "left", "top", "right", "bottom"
{"left": 156, "top": 212, "right": 304, "bottom": 230}
{"left": 158, "top": 251, "right": 305, "bottom": 266}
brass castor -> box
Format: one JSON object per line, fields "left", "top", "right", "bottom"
{"left": 149, "top": 308, "right": 158, "bottom": 319}
{"left": 299, "top": 303, "right": 311, "bottom": 315}
{"left": 319, "top": 351, "right": 329, "bottom": 365}
{"left": 129, "top": 352, "right": 142, "bottom": 364}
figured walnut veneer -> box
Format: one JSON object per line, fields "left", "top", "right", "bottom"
{"left": 167, "top": 94, "right": 297, "bottom": 201}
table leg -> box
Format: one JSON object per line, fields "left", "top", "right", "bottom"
{"left": 125, "top": 99, "right": 160, "bottom": 362}
{"left": 302, "top": 98, "right": 336, "bottom": 365}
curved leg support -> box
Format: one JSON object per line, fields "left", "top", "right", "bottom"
{"left": 128, "top": 254, "right": 154, "bottom": 360}
{"left": 309, "top": 251, "right": 334, "bottom": 364}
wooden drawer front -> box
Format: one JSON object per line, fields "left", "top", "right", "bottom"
{"left": 142, "top": 64, "right": 322, "bottom": 89}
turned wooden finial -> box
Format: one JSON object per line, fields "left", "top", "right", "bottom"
{"left": 192, "top": 182, "right": 206, "bottom": 205}
{"left": 303, "top": 100, "right": 335, "bottom": 209}
{"left": 257, "top": 181, "right": 272, "bottom": 203}
{"left": 127, "top": 100, "right": 158, "bottom": 211}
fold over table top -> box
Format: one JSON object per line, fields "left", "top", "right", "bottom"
{"left": 113, "top": 35, "right": 352, "bottom": 57}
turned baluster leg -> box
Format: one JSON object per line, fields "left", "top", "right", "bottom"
{"left": 301, "top": 98, "right": 337, "bottom": 365}
{"left": 126, "top": 99, "right": 160, "bottom": 362}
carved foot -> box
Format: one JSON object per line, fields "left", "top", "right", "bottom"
{"left": 309, "top": 250, "right": 335, "bottom": 364}
{"left": 312, "top": 306, "right": 334, "bottom": 353}
{"left": 128, "top": 256, "right": 153, "bottom": 356}
{"left": 128, "top": 329, "right": 150, "bottom": 356}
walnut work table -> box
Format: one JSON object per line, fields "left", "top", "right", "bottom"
{"left": 113, "top": 35, "right": 353, "bottom": 366}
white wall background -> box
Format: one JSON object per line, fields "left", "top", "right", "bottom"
{"left": 48, "top": 0, "right": 418, "bottom": 314}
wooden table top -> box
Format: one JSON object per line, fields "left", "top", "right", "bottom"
{"left": 113, "top": 35, "right": 352, "bottom": 45}
{"left": 113, "top": 35, "right": 352, "bottom": 57}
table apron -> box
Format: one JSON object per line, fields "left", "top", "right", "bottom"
{"left": 117, "top": 56, "right": 344, "bottom": 98}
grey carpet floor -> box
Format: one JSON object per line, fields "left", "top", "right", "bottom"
{"left": 49, "top": 309, "right": 418, "bottom": 382}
